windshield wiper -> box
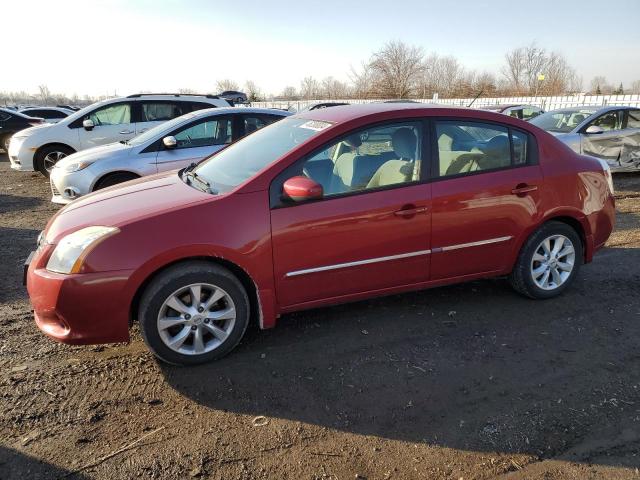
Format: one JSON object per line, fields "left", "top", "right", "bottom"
{"left": 183, "top": 169, "right": 216, "bottom": 194}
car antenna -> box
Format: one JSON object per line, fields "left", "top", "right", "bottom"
{"left": 467, "top": 89, "right": 484, "bottom": 108}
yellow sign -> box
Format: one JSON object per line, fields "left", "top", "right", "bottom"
{"left": 538, "top": 74, "right": 545, "bottom": 81}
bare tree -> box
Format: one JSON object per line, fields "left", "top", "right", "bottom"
{"left": 280, "top": 86, "right": 298, "bottom": 100}
{"left": 215, "top": 79, "right": 240, "bottom": 93}
{"left": 38, "top": 85, "right": 52, "bottom": 105}
{"left": 589, "top": 76, "right": 612, "bottom": 94}
{"left": 631, "top": 80, "right": 640, "bottom": 94}
{"left": 244, "top": 80, "right": 263, "bottom": 102}
{"left": 321, "top": 76, "right": 349, "bottom": 99}
{"left": 348, "top": 62, "right": 374, "bottom": 99}
{"left": 369, "top": 40, "right": 425, "bottom": 98}
{"left": 300, "top": 76, "right": 321, "bottom": 100}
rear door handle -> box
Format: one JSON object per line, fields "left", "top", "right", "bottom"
{"left": 511, "top": 184, "right": 538, "bottom": 196}
{"left": 119, "top": 130, "right": 134, "bottom": 135}
{"left": 394, "top": 205, "right": 428, "bottom": 217}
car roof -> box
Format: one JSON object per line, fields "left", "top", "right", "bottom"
{"left": 188, "top": 107, "right": 292, "bottom": 119}
{"left": 293, "top": 102, "right": 512, "bottom": 125}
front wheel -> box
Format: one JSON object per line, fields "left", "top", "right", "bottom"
{"left": 138, "top": 261, "right": 250, "bottom": 365}
{"left": 34, "top": 145, "right": 75, "bottom": 177}
{"left": 509, "top": 221, "right": 582, "bottom": 299}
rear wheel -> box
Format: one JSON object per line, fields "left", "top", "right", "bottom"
{"left": 34, "top": 145, "right": 75, "bottom": 177}
{"left": 509, "top": 221, "right": 582, "bottom": 299}
{"left": 138, "top": 262, "right": 250, "bottom": 365}
{"left": 94, "top": 172, "right": 139, "bottom": 190}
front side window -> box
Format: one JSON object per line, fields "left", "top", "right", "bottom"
{"left": 141, "top": 102, "right": 184, "bottom": 122}
{"left": 299, "top": 122, "right": 423, "bottom": 196}
{"left": 173, "top": 118, "right": 232, "bottom": 149}
{"left": 436, "top": 121, "right": 527, "bottom": 177}
{"left": 589, "top": 110, "right": 624, "bottom": 132}
{"left": 627, "top": 110, "right": 640, "bottom": 129}
{"left": 87, "top": 103, "right": 131, "bottom": 126}
{"left": 0, "top": 111, "right": 11, "bottom": 122}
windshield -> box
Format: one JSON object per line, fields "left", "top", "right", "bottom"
{"left": 127, "top": 113, "right": 196, "bottom": 146}
{"left": 192, "top": 117, "right": 331, "bottom": 193}
{"left": 530, "top": 108, "right": 597, "bottom": 133}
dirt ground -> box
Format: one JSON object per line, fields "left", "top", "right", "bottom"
{"left": 0, "top": 153, "right": 639, "bottom": 480}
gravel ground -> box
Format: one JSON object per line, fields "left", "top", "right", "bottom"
{"left": 0, "top": 153, "right": 639, "bottom": 480}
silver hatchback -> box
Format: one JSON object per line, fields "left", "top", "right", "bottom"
{"left": 50, "top": 107, "right": 291, "bottom": 204}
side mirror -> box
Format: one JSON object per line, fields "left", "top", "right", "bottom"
{"left": 585, "top": 125, "right": 605, "bottom": 135}
{"left": 82, "top": 119, "right": 95, "bottom": 131}
{"left": 283, "top": 176, "right": 323, "bottom": 202}
{"left": 163, "top": 136, "right": 177, "bottom": 149}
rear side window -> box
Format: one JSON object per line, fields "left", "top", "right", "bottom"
{"left": 141, "top": 102, "right": 184, "bottom": 122}
{"left": 627, "top": 110, "right": 640, "bottom": 129}
{"left": 435, "top": 120, "right": 531, "bottom": 178}
{"left": 242, "top": 115, "right": 281, "bottom": 136}
{"left": 0, "top": 112, "right": 11, "bottom": 122}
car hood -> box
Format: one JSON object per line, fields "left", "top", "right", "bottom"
{"left": 45, "top": 170, "right": 214, "bottom": 243}
{"left": 54, "top": 142, "right": 131, "bottom": 168}
{"left": 14, "top": 123, "right": 52, "bottom": 137}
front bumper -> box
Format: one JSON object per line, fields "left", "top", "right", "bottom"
{"left": 49, "top": 167, "right": 93, "bottom": 204}
{"left": 26, "top": 248, "right": 134, "bottom": 344}
{"left": 8, "top": 137, "right": 35, "bottom": 171}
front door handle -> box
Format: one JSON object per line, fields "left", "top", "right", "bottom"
{"left": 394, "top": 205, "right": 428, "bottom": 217}
{"left": 119, "top": 130, "right": 134, "bottom": 135}
{"left": 511, "top": 184, "right": 538, "bottom": 196}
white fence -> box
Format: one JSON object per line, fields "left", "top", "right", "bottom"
{"left": 251, "top": 94, "right": 640, "bottom": 112}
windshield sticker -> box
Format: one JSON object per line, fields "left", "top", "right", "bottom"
{"left": 298, "top": 120, "right": 333, "bottom": 131}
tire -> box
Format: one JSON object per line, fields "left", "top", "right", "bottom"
{"left": 94, "top": 172, "right": 139, "bottom": 190}
{"left": 34, "top": 144, "right": 75, "bottom": 177}
{"left": 138, "top": 261, "right": 250, "bottom": 365}
{"left": 509, "top": 221, "right": 583, "bottom": 299}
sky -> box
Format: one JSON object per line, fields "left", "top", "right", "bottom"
{"left": 3, "top": 0, "right": 640, "bottom": 97}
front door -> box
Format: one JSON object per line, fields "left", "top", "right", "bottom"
{"left": 430, "top": 119, "right": 543, "bottom": 279}
{"left": 155, "top": 116, "right": 233, "bottom": 172}
{"left": 270, "top": 121, "right": 431, "bottom": 308}
{"left": 78, "top": 101, "right": 136, "bottom": 149}
{"left": 580, "top": 109, "right": 625, "bottom": 163}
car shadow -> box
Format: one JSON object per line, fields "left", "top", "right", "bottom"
{"left": 0, "top": 227, "right": 40, "bottom": 303}
{"left": 159, "top": 246, "right": 640, "bottom": 467}
{"left": 0, "top": 446, "right": 89, "bottom": 480}
{"left": 0, "top": 194, "right": 44, "bottom": 215}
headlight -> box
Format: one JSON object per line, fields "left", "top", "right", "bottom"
{"left": 61, "top": 160, "right": 94, "bottom": 172}
{"left": 46, "top": 226, "right": 119, "bottom": 274}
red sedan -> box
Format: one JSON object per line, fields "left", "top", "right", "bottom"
{"left": 25, "top": 103, "right": 615, "bottom": 365}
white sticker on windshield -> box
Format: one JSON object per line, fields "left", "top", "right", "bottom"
{"left": 298, "top": 120, "right": 333, "bottom": 131}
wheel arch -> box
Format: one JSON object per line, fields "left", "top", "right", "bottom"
{"left": 92, "top": 170, "right": 141, "bottom": 191}
{"left": 35, "top": 142, "right": 76, "bottom": 157}
{"left": 129, "top": 256, "right": 262, "bottom": 331}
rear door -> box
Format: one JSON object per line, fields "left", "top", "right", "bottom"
{"left": 430, "top": 119, "right": 543, "bottom": 279}
{"left": 270, "top": 120, "right": 431, "bottom": 308}
{"left": 77, "top": 101, "right": 136, "bottom": 148}
{"left": 155, "top": 115, "right": 233, "bottom": 172}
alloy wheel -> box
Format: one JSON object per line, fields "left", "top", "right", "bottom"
{"left": 156, "top": 283, "right": 236, "bottom": 355}
{"left": 43, "top": 151, "right": 68, "bottom": 172}
{"left": 530, "top": 234, "right": 576, "bottom": 290}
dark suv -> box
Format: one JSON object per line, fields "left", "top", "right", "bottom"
{"left": 219, "top": 91, "right": 248, "bottom": 104}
